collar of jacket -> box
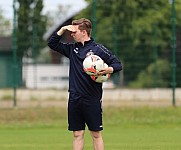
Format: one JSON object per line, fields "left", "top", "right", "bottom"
{"left": 77, "top": 37, "right": 94, "bottom": 47}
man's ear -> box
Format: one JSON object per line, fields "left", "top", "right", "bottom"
{"left": 82, "top": 30, "right": 87, "bottom": 36}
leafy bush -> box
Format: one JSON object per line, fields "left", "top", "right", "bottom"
{"left": 129, "top": 59, "right": 171, "bottom": 88}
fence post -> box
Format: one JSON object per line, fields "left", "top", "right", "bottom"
{"left": 152, "top": 24, "right": 158, "bottom": 87}
{"left": 170, "top": 0, "right": 176, "bottom": 106}
{"left": 92, "top": 0, "right": 96, "bottom": 40}
{"left": 12, "top": 0, "right": 17, "bottom": 107}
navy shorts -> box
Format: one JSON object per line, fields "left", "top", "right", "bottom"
{"left": 68, "top": 93, "right": 103, "bottom": 131}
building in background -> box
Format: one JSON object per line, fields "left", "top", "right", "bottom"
{"left": 0, "top": 36, "right": 13, "bottom": 88}
{"left": 0, "top": 36, "right": 23, "bottom": 88}
{"left": 23, "top": 64, "right": 69, "bottom": 89}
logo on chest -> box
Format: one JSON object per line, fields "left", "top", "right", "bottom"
{"left": 86, "top": 50, "right": 94, "bottom": 57}
{"left": 74, "top": 48, "right": 79, "bottom": 54}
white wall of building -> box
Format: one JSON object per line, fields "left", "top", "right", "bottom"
{"left": 23, "top": 64, "right": 69, "bottom": 89}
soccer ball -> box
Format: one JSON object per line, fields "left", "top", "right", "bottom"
{"left": 83, "top": 55, "right": 104, "bottom": 75}
{"left": 91, "top": 63, "right": 111, "bottom": 83}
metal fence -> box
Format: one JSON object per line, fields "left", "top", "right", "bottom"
{"left": 0, "top": 0, "right": 180, "bottom": 107}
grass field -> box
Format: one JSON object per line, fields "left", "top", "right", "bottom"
{"left": 0, "top": 106, "right": 181, "bottom": 150}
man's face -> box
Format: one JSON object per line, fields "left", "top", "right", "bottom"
{"left": 71, "top": 25, "right": 84, "bottom": 42}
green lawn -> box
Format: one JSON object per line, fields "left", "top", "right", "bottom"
{"left": 0, "top": 106, "right": 181, "bottom": 150}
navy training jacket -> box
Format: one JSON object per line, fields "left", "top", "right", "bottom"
{"left": 48, "top": 33, "right": 122, "bottom": 101}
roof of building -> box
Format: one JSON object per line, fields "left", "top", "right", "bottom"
{"left": 43, "top": 3, "right": 87, "bottom": 40}
{"left": 0, "top": 36, "right": 12, "bottom": 52}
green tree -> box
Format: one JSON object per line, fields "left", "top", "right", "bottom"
{"left": 77, "top": 0, "right": 181, "bottom": 87}
{"left": 0, "top": 7, "right": 11, "bottom": 36}
{"left": 16, "top": 0, "right": 47, "bottom": 86}
{"left": 129, "top": 59, "right": 171, "bottom": 88}
{"left": 17, "top": 0, "right": 46, "bottom": 58}
{"left": 31, "top": 0, "right": 47, "bottom": 60}
{"left": 17, "top": 0, "right": 31, "bottom": 57}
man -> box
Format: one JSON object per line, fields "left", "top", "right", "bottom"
{"left": 48, "top": 18, "right": 122, "bottom": 150}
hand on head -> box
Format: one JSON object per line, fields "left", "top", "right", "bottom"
{"left": 57, "top": 25, "right": 76, "bottom": 36}
{"left": 63, "top": 25, "right": 76, "bottom": 32}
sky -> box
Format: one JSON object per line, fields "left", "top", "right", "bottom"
{"left": 0, "top": 0, "right": 87, "bottom": 19}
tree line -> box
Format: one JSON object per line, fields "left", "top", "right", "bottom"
{"left": 76, "top": 0, "right": 181, "bottom": 87}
